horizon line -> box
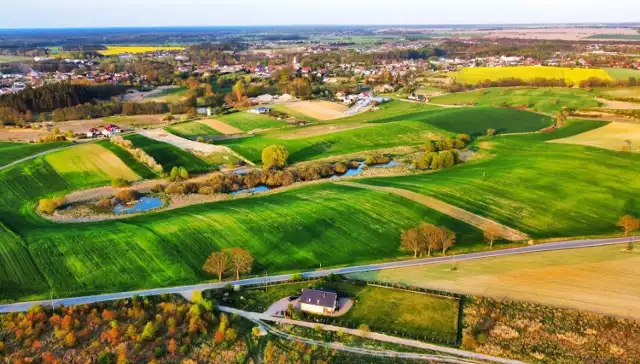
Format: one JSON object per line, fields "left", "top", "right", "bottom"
{"left": 2, "top": 21, "right": 640, "bottom": 31}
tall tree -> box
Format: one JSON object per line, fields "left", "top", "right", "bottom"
{"left": 438, "top": 228, "right": 456, "bottom": 256}
{"left": 401, "top": 228, "right": 420, "bottom": 258}
{"left": 203, "top": 251, "right": 230, "bottom": 281}
{"left": 618, "top": 215, "right": 640, "bottom": 237}
{"left": 228, "top": 248, "right": 254, "bottom": 280}
{"left": 483, "top": 226, "right": 500, "bottom": 249}
{"left": 232, "top": 80, "right": 246, "bottom": 102}
{"left": 419, "top": 222, "right": 440, "bottom": 257}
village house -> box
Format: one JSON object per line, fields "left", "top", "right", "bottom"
{"left": 86, "top": 128, "right": 101, "bottom": 138}
{"left": 299, "top": 289, "right": 338, "bottom": 315}
{"left": 101, "top": 124, "right": 121, "bottom": 137}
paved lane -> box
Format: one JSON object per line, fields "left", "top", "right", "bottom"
{"left": 0, "top": 236, "right": 632, "bottom": 313}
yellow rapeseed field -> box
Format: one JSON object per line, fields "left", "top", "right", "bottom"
{"left": 451, "top": 66, "right": 612, "bottom": 86}
{"left": 99, "top": 46, "right": 184, "bottom": 56}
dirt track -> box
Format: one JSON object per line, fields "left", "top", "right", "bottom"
{"left": 284, "top": 101, "right": 348, "bottom": 120}
{"left": 196, "top": 119, "right": 243, "bottom": 135}
{"left": 278, "top": 123, "right": 374, "bottom": 139}
{"left": 338, "top": 181, "right": 529, "bottom": 241}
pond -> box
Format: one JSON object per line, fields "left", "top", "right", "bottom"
{"left": 371, "top": 161, "right": 403, "bottom": 168}
{"left": 231, "top": 185, "right": 271, "bottom": 196}
{"left": 113, "top": 197, "right": 164, "bottom": 215}
{"left": 331, "top": 162, "right": 365, "bottom": 179}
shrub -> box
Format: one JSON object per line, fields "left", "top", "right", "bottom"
{"left": 365, "top": 153, "right": 390, "bottom": 165}
{"left": 114, "top": 189, "right": 140, "bottom": 204}
{"left": 38, "top": 199, "right": 60, "bottom": 215}
{"left": 262, "top": 145, "right": 289, "bottom": 170}
{"left": 457, "top": 133, "right": 471, "bottom": 143}
{"left": 198, "top": 186, "right": 214, "bottom": 195}
{"left": 486, "top": 128, "right": 497, "bottom": 137}
{"left": 439, "top": 150, "right": 455, "bottom": 168}
{"left": 162, "top": 113, "right": 175, "bottom": 121}
{"left": 290, "top": 273, "right": 303, "bottom": 281}
{"left": 96, "top": 198, "right": 115, "bottom": 210}
{"left": 111, "top": 178, "right": 130, "bottom": 188}
{"left": 165, "top": 183, "right": 186, "bottom": 195}
{"left": 196, "top": 136, "right": 205, "bottom": 143}
{"left": 334, "top": 163, "right": 347, "bottom": 174}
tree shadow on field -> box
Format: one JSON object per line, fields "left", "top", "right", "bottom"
{"left": 623, "top": 199, "right": 639, "bottom": 215}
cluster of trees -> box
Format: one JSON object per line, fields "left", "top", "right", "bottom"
{"left": 0, "top": 294, "right": 254, "bottom": 362}
{"left": 203, "top": 248, "right": 254, "bottom": 280}
{"left": 414, "top": 150, "right": 461, "bottom": 170}
{"left": 401, "top": 222, "right": 456, "bottom": 257}
{"left": 0, "top": 83, "right": 127, "bottom": 113}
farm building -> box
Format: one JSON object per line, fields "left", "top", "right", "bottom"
{"left": 102, "top": 124, "right": 121, "bottom": 137}
{"left": 86, "top": 128, "right": 101, "bottom": 138}
{"left": 299, "top": 289, "right": 338, "bottom": 315}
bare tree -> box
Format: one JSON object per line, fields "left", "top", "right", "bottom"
{"left": 419, "top": 222, "right": 441, "bottom": 257}
{"left": 401, "top": 228, "right": 421, "bottom": 258}
{"left": 228, "top": 248, "right": 254, "bottom": 280}
{"left": 618, "top": 215, "right": 640, "bottom": 236}
{"left": 438, "top": 228, "right": 456, "bottom": 256}
{"left": 483, "top": 226, "right": 500, "bottom": 249}
{"left": 203, "top": 251, "right": 229, "bottom": 281}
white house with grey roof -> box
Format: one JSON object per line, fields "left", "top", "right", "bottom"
{"left": 299, "top": 289, "right": 338, "bottom": 315}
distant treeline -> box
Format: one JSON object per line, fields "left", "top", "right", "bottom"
{"left": 447, "top": 76, "right": 638, "bottom": 92}
{"left": 0, "top": 83, "right": 127, "bottom": 113}
{"left": 61, "top": 45, "right": 107, "bottom": 51}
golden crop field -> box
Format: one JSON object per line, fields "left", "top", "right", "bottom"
{"left": 549, "top": 121, "right": 640, "bottom": 153}
{"left": 452, "top": 66, "right": 612, "bottom": 86}
{"left": 99, "top": 46, "right": 184, "bottom": 56}
{"left": 348, "top": 244, "right": 640, "bottom": 319}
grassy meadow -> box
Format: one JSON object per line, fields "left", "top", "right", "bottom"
{"left": 45, "top": 144, "right": 140, "bottom": 188}
{"left": 430, "top": 88, "right": 601, "bottom": 113}
{"left": 451, "top": 66, "right": 612, "bottom": 86}
{"left": 98, "top": 46, "right": 184, "bottom": 56}
{"left": 0, "top": 141, "right": 70, "bottom": 167}
{"left": 0, "top": 169, "right": 484, "bottom": 300}
{"left": 165, "top": 122, "right": 223, "bottom": 140}
{"left": 604, "top": 68, "right": 640, "bottom": 81}
{"left": 348, "top": 243, "right": 640, "bottom": 319}
{"left": 322, "top": 282, "right": 459, "bottom": 342}
{"left": 124, "top": 134, "right": 212, "bottom": 173}
{"left": 216, "top": 112, "right": 289, "bottom": 132}
{"left": 358, "top": 119, "right": 640, "bottom": 238}
{"left": 220, "top": 107, "right": 550, "bottom": 163}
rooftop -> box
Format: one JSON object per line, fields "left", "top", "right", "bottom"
{"left": 300, "top": 288, "right": 337, "bottom": 308}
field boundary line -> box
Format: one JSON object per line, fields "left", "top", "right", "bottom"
{"left": 0, "top": 144, "right": 76, "bottom": 171}
{"left": 219, "top": 305, "right": 523, "bottom": 364}
{"left": 336, "top": 181, "right": 529, "bottom": 241}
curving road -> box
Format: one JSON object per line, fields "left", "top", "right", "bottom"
{"left": 0, "top": 145, "right": 75, "bottom": 171}
{"left": 0, "top": 236, "right": 632, "bottom": 313}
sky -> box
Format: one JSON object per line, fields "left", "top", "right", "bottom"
{"left": 1, "top": 0, "right": 639, "bottom": 28}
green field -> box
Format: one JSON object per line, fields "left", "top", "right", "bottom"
{"left": 0, "top": 55, "right": 32, "bottom": 63}
{"left": 216, "top": 112, "right": 289, "bottom": 132}
{"left": 604, "top": 68, "right": 640, "bottom": 81}
{"left": 0, "top": 163, "right": 483, "bottom": 301}
{"left": 587, "top": 34, "right": 640, "bottom": 40}
{"left": 0, "top": 222, "right": 49, "bottom": 300}
{"left": 430, "top": 88, "right": 601, "bottom": 114}
{"left": 358, "top": 119, "right": 640, "bottom": 238}
{"left": 220, "top": 107, "right": 549, "bottom": 162}
{"left": 0, "top": 141, "right": 70, "bottom": 167}
{"left": 45, "top": 144, "right": 141, "bottom": 188}
{"left": 124, "top": 134, "right": 213, "bottom": 173}
{"left": 322, "top": 282, "right": 459, "bottom": 342}
{"left": 165, "top": 121, "right": 223, "bottom": 140}
{"left": 223, "top": 280, "right": 459, "bottom": 342}
{"left": 451, "top": 66, "right": 612, "bottom": 86}
{"left": 96, "top": 140, "right": 157, "bottom": 179}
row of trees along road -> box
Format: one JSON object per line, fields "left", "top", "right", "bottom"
{"left": 401, "top": 222, "right": 456, "bottom": 257}
{"left": 203, "top": 248, "right": 254, "bottom": 281}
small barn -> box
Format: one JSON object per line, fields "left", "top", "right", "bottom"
{"left": 299, "top": 289, "right": 338, "bottom": 315}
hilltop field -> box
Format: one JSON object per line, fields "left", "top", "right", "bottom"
{"left": 0, "top": 98, "right": 638, "bottom": 304}
{"left": 98, "top": 45, "right": 185, "bottom": 56}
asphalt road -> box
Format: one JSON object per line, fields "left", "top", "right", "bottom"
{"left": 0, "top": 236, "right": 632, "bottom": 313}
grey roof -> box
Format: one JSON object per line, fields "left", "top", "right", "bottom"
{"left": 300, "top": 288, "right": 337, "bottom": 308}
